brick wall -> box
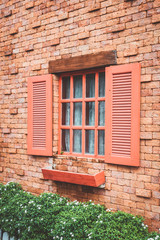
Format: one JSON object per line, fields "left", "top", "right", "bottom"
{"left": 0, "top": 0, "right": 159, "bottom": 231}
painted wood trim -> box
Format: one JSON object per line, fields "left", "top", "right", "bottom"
{"left": 105, "top": 63, "right": 140, "bottom": 166}
{"left": 27, "top": 74, "right": 53, "bottom": 156}
{"left": 48, "top": 51, "right": 117, "bottom": 73}
{"left": 42, "top": 169, "right": 105, "bottom": 187}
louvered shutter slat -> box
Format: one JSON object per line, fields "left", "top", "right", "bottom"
{"left": 105, "top": 63, "right": 140, "bottom": 166}
{"left": 28, "top": 75, "right": 52, "bottom": 156}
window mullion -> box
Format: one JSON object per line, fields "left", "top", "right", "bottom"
{"left": 59, "top": 76, "right": 62, "bottom": 154}
{"left": 70, "top": 75, "right": 73, "bottom": 154}
{"left": 82, "top": 74, "right": 85, "bottom": 155}
{"left": 95, "top": 72, "right": 98, "bottom": 157}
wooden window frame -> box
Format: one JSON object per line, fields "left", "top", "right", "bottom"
{"left": 58, "top": 68, "right": 105, "bottom": 159}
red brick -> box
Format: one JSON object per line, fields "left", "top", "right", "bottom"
{"left": 32, "top": 21, "right": 41, "bottom": 29}
{"left": 152, "top": 191, "right": 160, "bottom": 199}
{"left": 3, "top": 9, "right": 12, "bottom": 17}
{"left": 32, "top": 64, "right": 41, "bottom": 71}
{"left": 4, "top": 89, "right": 11, "bottom": 95}
{"left": 136, "top": 189, "right": 152, "bottom": 198}
{"left": 110, "top": 24, "right": 125, "bottom": 33}
{"left": 25, "top": 44, "right": 34, "bottom": 52}
{"left": 88, "top": 2, "right": 101, "bottom": 12}
{"left": 2, "top": 128, "right": 11, "bottom": 134}
{"left": 25, "top": 2, "right": 35, "bottom": 9}
{"left": 124, "top": 46, "right": 138, "bottom": 57}
{"left": 0, "top": 0, "right": 159, "bottom": 232}
{"left": 78, "top": 32, "right": 90, "bottom": 40}
{"left": 58, "top": 12, "right": 69, "bottom": 21}
{"left": 140, "top": 132, "right": 152, "bottom": 139}
{"left": 152, "top": 206, "right": 160, "bottom": 214}
{"left": 9, "top": 65, "right": 18, "bottom": 75}
{"left": 4, "top": 48, "right": 13, "bottom": 56}
{"left": 10, "top": 108, "right": 18, "bottom": 115}
{"left": 15, "top": 169, "right": 25, "bottom": 176}
{"left": 50, "top": 38, "right": 60, "bottom": 46}
{"left": 10, "top": 27, "right": 19, "bottom": 35}
{"left": 152, "top": 14, "right": 160, "bottom": 24}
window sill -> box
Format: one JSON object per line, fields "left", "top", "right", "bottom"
{"left": 42, "top": 169, "right": 105, "bottom": 188}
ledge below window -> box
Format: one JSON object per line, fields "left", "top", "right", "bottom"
{"left": 42, "top": 169, "right": 105, "bottom": 188}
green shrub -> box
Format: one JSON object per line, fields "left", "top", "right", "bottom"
{"left": 0, "top": 182, "right": 159, "bottom": 240}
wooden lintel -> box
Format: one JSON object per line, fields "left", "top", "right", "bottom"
{"left": 48, "top": 50, "right": 117, "bottom": 73}
{"left": 42, "top": 169, "right": 105, "bottom": 187}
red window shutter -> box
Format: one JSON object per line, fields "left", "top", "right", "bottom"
{"left": 105, "top": 63, "right": 140, "bottom": 166}
{"left": 27, "top": 75, "right": 52, "bottom": 156}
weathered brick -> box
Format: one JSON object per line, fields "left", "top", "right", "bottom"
{"left": 0, "top": 0, "right": 159, "bottom": 232}
{"left": 141, "top": 118, "right": 152, "bottom": 125}
{"left": 9, "top": 65, "right": 18, "bottom": 75}
{"left": 4, "top": 89, "right": 11, "bottom": 95}
{"left": 4, "top": 48, "right": 13, "bottom": 56}
{"left": 78, "top": 32, "right": 90, "bottom": 40}
{"left": 110, "top": 24, "right": 125, "bottom": 33}
{"left": 25, "top": 2, "right": 35, "bottom": 9}
{"left": 50, "top": 38, "right": 60, "bottom": 46}
{"left": 58, "top": 12, "right": 69, "bottom": 21}
{"left": 32, "top": 21, "right": 41, "bottom": 29}
{"left": 2, "top": 128, "right": 11, "bottom": 134}
{"left": 152, "top": 14, "right": 160, "bottom": 24}
{"left": 136, "top": 189, "right": 152, "bottom": 198}
{"left": 15, "top": 169, "right": 25, "bottom": 176}
{"left": 124, "top": 46, "right": 138, "bottom": 57}
{"left": 88, "top": 2, "right": 101, "bottom": 12}
{"left": 32, "top": 64, "right": 41, "bottom": 71}
{"left": 10, "top": 108, "right": 18, "bottom": 115}
{"left": 25, "top": 44, "right": 34, "bottom": 52}
{"left": 141, "top": 75, "right": 151, "bottom": 82}
{"left": 140, "top": 132, "right": 152, "bottom": 139}
{"left": 152, "top": 206, "right": 160, "bottom": 214}
{"left": 3, "top": 9, "right": 12, "bottom": 17}
{"left": 10, "top": 27, "right": 19, "bottom": 35}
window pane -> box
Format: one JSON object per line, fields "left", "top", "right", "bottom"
{"left": 98, "top": 130, "right": 105, "bottom": 155}
{"left": 86, "top": 102, "right": 95, "bottom": 126}
{"left": 62, "top": 76, "right": 70, "bottom": 99}
{"left": 73, "top": 102, "right": 82, "bottom": 126}
{"left": 85, "top": 130, "right": 94, "bottom": 154}
{"left": 62, "top": 103, "right": 70, "bottom": 125}
{"left": 74, "top": 75, "right": 82, "bottom": 98}
{"left": 98, "top": 101, "right": 105, "bottom": 126}
{"left": 73, "top": 130, "right": 82, "bottom": 153}
{"left": 86, "top": 73, "right": 95, "bottom": 98}
{"left": 99, "top": 72, "right": 105, "bottom": 97}
{"left": 62, "top": 130, "right": 70, "bottom": 152}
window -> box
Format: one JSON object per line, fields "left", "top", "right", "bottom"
{"left": 59, "top": 69, "right": 105, "bottom": 158}
{"left": 28, "top": 63, "right": 140, "bottom": 166}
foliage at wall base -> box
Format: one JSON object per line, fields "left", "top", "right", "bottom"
{"left": 0, "top": 182, "right": 159, "bottom": 240}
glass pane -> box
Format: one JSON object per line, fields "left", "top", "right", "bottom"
{"left": 98, "top": 101, "right": 105, "bottom": 126}
{"left": 73, "top": 102, "right": 82, "bottom": 126}
{"left": 85, "top": 130, "right": 94, "bottom": 154}
{"left": 86, "top": 73, "right": 95, "bottom": 98}
{"left": 73, "top": 130, "right": 82, "bottom": 153}
{"left": 99, "top": 72, "right": 105, "bottom": 97}
{"left": 62, "top": 130, "right": 70, "bottom": 152}
{"left": 62, "top": 103, "right": 70, "bottom": 125}
{"left": 74, "top": 75, "right": 82, "bottom": 98}
{"left": 98, "top": 130, "right": 105, "bottom": 155}
{"left": 86, "top": 102, "right": 95, "bottom": 126}
{"left": 62, "top": 76, "right": 70, "bottom": 99}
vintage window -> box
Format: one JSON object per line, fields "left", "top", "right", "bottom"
{"left": 59, "top": 69, "right": 106, "bottom": 158}
{"left": 28, "top": 63, "right": 140, "bottom": 167}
